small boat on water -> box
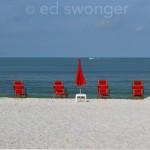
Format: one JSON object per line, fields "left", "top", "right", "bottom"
{"left": 89, "top": 57, "right": 94, "bottom": 60}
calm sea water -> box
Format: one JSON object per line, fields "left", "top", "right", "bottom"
{"left": 0, "top": 58, "right": 150, "bottom": 98}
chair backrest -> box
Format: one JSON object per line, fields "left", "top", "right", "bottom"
{"left": 13, "top": 80, "right": 27, "bottom": 96}
{"left": 99, "top": 89, "right": 109, "bottom": 96}
{"left": 53, "top": 80, "right": 63, "bottom": 86}
{"left": 97, "top": 80, "right": 110, "bottom": 97}
{"left": 132, "top": 80, "right": 144, "bottom": 90}
{"left": 54, "top": 85, "right": 64, "bottom": 90}
{"left": 133, "top": 80, "right": 143, "bottom": 86}
{"left": 53, "top": 80, "right": 66, "bottom": 95}
{"left": 15, "top": 88, "right": 25, "bottom": 95}
{"left": 53, "top": 80, "right": 65, "bottom": 90}
{"left": 14, "top": 85, "right": 24, "bottom": 89}
{"left": 97, "top": 80, "right": 109, "bottom": 89}
{"left": 13, "top": 80, "right": 25, "bottom": 93}
{"left": 13, "top": 81, "right": 24, "bottom": 89}
{"left": 98, "top": 80, "right": 108, "bottom": 86}
{"left": 13, "top": 80, "right": 24, "bottom": 86}
{"left": 97, "top": 85, "right": 109, "bottom": 89}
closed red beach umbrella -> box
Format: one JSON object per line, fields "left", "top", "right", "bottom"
{"left": 75, "top": 59, "right": 86, "bottom": 94}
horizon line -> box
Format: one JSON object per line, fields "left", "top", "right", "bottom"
{"left": 0, "top": 57, "right": 150, "bottom": 59}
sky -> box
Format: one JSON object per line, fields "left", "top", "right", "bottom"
{"left": 0, "top": 0, "right": 150, "bottom": 57}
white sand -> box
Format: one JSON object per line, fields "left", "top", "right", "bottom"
{"left": 0, "top": 97, "right": 150, "bottom": 149}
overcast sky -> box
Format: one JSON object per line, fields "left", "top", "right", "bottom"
{"left": 0, "top": 0, "right": 150, "bottom": 57}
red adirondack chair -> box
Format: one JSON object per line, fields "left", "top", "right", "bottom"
{"left": 97, "top": 80, "right": 110, "bottom": 98}
{"left": 132, "top": 80, "right": 144, "bottom": 99}
{"left": 13, "top": 80, "right": 27, "bottom": 98}
{"left": 53, "top": 80, "right": 68, "bottom": 98}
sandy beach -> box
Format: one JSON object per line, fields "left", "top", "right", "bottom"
{"left": 0, "top": 97, "right": 150, "bottom": 149}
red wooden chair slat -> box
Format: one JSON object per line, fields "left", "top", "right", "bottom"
{"left": 97, "top": 80, "right": 110, "bottom": 98}
{"left": 53, "top": 80, "right": 68, "bottom": 98}
{"left": 13, "top": 81, "right": 27, "bottom": 98}
{"left": 132, "top": 80, "right": 144, "bottom": 99}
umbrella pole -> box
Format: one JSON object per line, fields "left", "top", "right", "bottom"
{"left": 80, "top": 87, "right": 82, "bottom": 100}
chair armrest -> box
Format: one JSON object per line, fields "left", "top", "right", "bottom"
{"left": 64, "top": 88, "right": 68, "bottom": 95}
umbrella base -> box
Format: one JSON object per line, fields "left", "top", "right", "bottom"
{"left": 75, "top": 94, "right": 87, "bottom": 103}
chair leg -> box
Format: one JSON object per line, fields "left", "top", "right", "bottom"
{"left": 97, "top": 92, "right": 100, "bottom": 99}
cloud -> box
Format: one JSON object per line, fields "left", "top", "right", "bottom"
{"left": 96, "top": 17, "right": 123, "bottom": 30}
{"left": 134, "top": 25, "right": 146, "bottom": 32}
{"left": 96, "top": 20, "right": 109, "bottom": 28}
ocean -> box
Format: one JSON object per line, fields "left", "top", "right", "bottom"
{"left": 0, "top": 58, "right": 150, "bottom": 98}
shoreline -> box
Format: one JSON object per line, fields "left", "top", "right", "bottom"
{"left": 0, "top": 97, "right": 150, "bottom": 100}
